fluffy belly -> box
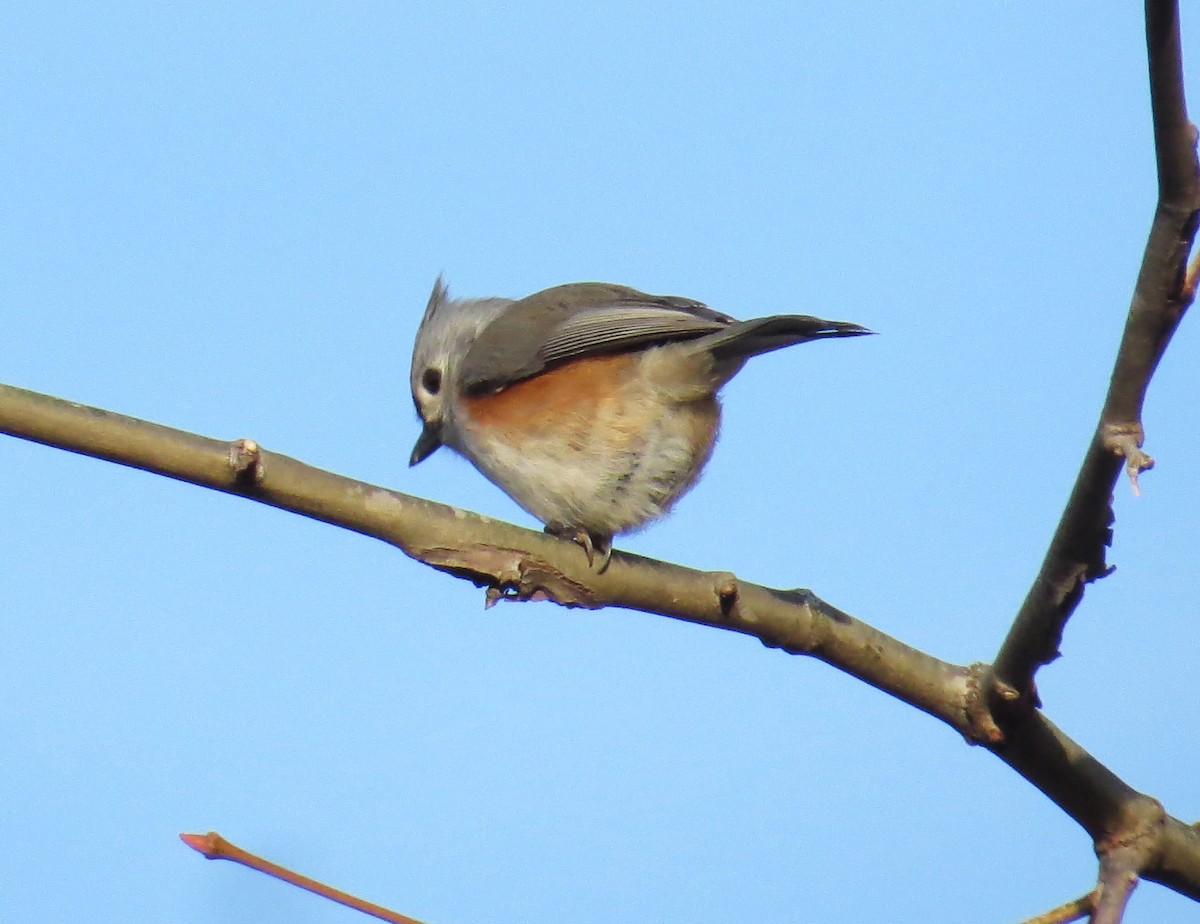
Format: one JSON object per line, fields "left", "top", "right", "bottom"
{"left": 458, "top": 353, "right": 720, "bottom": 536}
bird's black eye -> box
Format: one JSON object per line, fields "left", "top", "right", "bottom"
{"left": 421, "top": 367, "right": 442, "bottom": 395}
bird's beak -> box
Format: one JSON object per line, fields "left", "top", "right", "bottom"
{"left": 409, "top": 419, "right": 444, "bottom": 466}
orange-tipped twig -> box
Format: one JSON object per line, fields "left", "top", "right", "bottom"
{"left": 180, "top": 831, "right": 428, "bottom": 924}
{"left": 1017, "top": 889, "right": 1095, "bottom": 924}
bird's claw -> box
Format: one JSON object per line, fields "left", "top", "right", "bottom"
{"left": 545, "top": 526, "right": 613, "bottom": 573}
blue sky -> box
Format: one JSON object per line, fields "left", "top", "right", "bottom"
{"left": 3, "top": 3, "right": 1198, "bottom": 922}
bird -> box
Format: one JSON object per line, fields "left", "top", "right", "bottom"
{"left": 409, "top": 278, "right": 872, "bottom": 571}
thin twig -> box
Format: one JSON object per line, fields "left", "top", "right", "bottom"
{"left": 992, "top": 0, "right": 1199, "bottom": 699}
{"left": 1016, "top": 889, "right": 1094, "bottom": 924}
{"left": 180, "top": 831, "right": 427, "bottom": 924}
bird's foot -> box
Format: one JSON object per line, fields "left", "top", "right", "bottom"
{"left": 544, "top": 526, "right": 613, "bottom": 573}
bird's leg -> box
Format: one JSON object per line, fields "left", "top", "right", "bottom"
{"left": 544, "top": 526, "right": 613, "bottom": 573}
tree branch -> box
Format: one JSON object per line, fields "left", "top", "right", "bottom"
{"left": 1090, "top": 848, "right": 1141, "bottom": 924}
{"left": 3, "top": 380, "right": 1199, "bottom": 905}
{"left": 5, "top": 12, "right": 1197, "bottom": 922}
{"left": 992, "top": 0, "right": 1199, "bottom": 699}
{"left": 180, "top": 831, "right": 426, "bottom": 923}
{"left": 1016, "top": 890, "right": 1094, "bottom": 924}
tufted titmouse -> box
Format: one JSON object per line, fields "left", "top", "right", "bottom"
{"left": 410, "top": 278, "right": 871, "bottom": 570}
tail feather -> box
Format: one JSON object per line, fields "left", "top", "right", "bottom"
{"left": 692, "top": 315, "right": 874, "bottom": 362}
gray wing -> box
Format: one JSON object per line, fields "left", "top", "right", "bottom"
{"left": 538, "top": 301, "right": 730, "bottom": 364}
{"left": 459, "top": 283, "right": 734, "bottom": 394}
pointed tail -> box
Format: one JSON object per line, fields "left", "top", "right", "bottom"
{"left": 691, "top": 314, "right": 875, "bottom": 362}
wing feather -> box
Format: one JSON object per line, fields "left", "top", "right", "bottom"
{"left": 460, "top": 287, "right": 733, "bottom": 393}
{"left": 539, "top": 304, "right": 727, "bottom": 365}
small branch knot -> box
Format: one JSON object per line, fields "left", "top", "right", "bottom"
{"left": 229, "top": 438, "right": 264, "bottom": 487}
{"left": 1183, "top": 244, "right": 1200, "bottom": 306}
{"left": 1100, "top": 422, "right": 1154, "bottom": 496}
{"left": 713, "top": 572, "right": 739, "bottom": 615}
{"left": 962, "top": 663, "right": 1007, "bottom": 746}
